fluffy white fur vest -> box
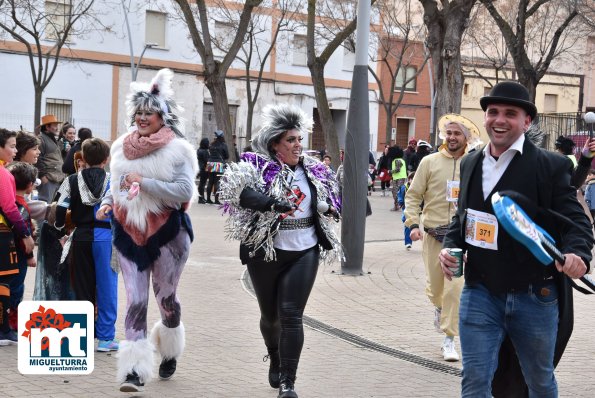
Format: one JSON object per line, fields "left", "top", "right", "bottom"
{"left": 110, "top": 133, "right": 198, "bottom": 232}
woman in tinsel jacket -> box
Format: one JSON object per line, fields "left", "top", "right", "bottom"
{"left": 219, "top": 104, "right": 342, "bottom": 398}
{"left": 96, "top": 69, "right": 197, "bottom": 393}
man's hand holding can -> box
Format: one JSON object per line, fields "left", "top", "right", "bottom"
{"left": 439, "top": 248, "right": 466, "bottom": 281}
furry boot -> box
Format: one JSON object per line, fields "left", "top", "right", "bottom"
{"left": 117, "top": 339, "right": 154, "bottom": 390}
{"left": 150, "top": 320, "right": 185, "bottom": 380}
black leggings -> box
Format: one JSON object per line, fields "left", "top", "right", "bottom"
{"left": 206, "top": 172, "right": 221, "bottom": 201}
{"left": 247, "top": 246, "right": 319, "bottom": 374}
{"left": 197, "top": 170, "right": 208, "bottom": 198}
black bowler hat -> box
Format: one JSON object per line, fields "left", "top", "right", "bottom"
{"left": 480, "top": 81, "right": 537, "bottom": 120}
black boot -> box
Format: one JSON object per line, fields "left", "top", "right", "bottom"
{"left": 159, "top": 357, "right": 177, "bottom": 380}
{"left": 264, "top": 350, "right": 280, "bottom": 388}
{"left": 198, "top": 196, "right": 206, "bottom": 204}
{"left": 278, "top": 373, "right": 298, "bottom": 398}
{"left": 120, "top": 371, "right": 145, "bottom": 392}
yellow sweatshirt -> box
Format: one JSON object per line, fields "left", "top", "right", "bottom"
{"left": 404, "top": 144, "right": 466, "bottom": 229}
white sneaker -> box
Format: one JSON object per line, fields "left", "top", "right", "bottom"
{"left": 433, "top": 307, "right": 442, "bottom": 333}
{"left": 441, "top": 336, "right": 460, "bottom": 362}
{"left": 405, "top": 244, "right": 412, "bottom": 250}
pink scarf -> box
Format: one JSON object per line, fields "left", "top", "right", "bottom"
{"left": 123, "top": 127, "right": 175, "bottom": 160}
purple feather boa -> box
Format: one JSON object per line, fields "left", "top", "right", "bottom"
{"left": 240, "top": 152, "right": 341, "bottom": 211}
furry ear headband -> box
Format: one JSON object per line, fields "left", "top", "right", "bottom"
{"left": 251, "top": 103, "right": 313, "bottom": 158}
{"left": 126, "top": 68, "right": 184, "bottom": 137}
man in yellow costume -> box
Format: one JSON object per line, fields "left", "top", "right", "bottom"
{"left": 404, "top": 114, "right": 480, "bottom": 361}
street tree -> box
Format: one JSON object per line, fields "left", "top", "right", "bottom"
{"left": 369, "top": 0, "right": 429, "bottom": 146}
{"left": 212, "top": 0, "right": 303, "bottom": 143}
{"left": 479, "top": 0, "right": 589, "bottom": 101}
{"left": 462, "top": 3, "right": 513, "bottom": 85}
{"left": 306, "top": 0, "right": 376, "bottom": 170}
{"left": 0, "top": 0, "right": 102, "bottom": 128}
{"left": 172, "top": 0, "right": 264, "bottom": 161}
{"left": 418, "top": 0, "right": 478, "bottom": 143}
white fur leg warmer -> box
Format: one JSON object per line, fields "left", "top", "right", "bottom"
{"left": 116, "top": 339, "right": 155, "bottom": 383}
{"left": 150, "top": 320, "right": 185, "bottom": 360}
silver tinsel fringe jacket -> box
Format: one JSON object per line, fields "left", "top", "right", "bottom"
{"left": 219, "top": 152, "right": 343, "bottom": 263}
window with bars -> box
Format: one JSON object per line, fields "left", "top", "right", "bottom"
{"left": 46, "top": 98, "right": 72, "bottom": 124}
{"left": 45, "top": 0, "right": 72, "bottom": 41}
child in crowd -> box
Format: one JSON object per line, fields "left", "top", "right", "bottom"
{"left": 398, "top": 172, "right": 415, "bottom": 250}
{"left": 54, "top": 138, "right": 118, "bottom": 352}
{"left": 5, "top": 162, "right": 38, "bottom": 331}
{"left": 584, "top": 169, "right": 595, "bottom": 222}
{"left": 0, "top": 129, "right": 34, "bottom": 345}
{"left": 323, "top": 155, "right": 333, "bottom": 171}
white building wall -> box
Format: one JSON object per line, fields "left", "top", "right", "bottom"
{"left": 0, "top": 53, "right": 113, "bottom": 140}
{"left": 0, "top": 0, "right": 380, "bottom": 153}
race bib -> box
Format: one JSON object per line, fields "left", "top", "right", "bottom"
{"left": 446, "top": 180, "right": 460, "bottom": 202}
{"left": 465, "top": 209, "right": 498, "bottom": 250}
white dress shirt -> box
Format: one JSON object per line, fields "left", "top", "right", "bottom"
{"left": 482, "top": 134, "right": 525, "bottom": 200}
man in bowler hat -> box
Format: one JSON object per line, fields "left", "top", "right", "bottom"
{"left": 36, "top": 115, "right": 66, "bottom": 202}
{"left": 439, "top": 81, "right": 593, "bottom": 397}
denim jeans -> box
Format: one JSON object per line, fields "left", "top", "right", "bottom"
{"left": 459, "top": 281, "right": 558, "bottom": 398}
{"left": 402, "top": 211, "right": 412, "bottom": 245}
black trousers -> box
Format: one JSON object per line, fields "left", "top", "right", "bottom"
{"left": 247, "top": 246, "right": 319, "bottom": 375}
{"left": 198, "top": 170, "right": 208, "bottom": 198}
{"left": 206, "top": 172, "right": 221, "bottom": 201}
{"left": 71, "top": 240, "right": 96, "bottom": 305}
{"left": 0, "top": 275, "right": 14, "bottom": 332}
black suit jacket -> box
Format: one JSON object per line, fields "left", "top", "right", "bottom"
{"left": 443, "top": 138, "right": 593, "bottom": 397}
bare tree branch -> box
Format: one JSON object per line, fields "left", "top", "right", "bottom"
{"left": 479, "top": 0, "right": 584, "bottom": 100}
{"left": 172, "top": 0, "right": 264, "bottom": 160}
{"left": 0, "top": 0, "right": 107, "bottom": 128}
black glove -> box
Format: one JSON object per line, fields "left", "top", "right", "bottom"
{"left": 272, "top": 199, "right": 295, "bottom": 213}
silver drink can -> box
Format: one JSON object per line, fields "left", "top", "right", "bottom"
{"left": 449, "top": 248, "right": 464, "bottom": 278}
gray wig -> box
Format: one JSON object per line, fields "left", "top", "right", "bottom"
{"left": 126, "top": 68, "right": 184, "bottom": 137}
{"left": 251, "top": 103, "right": 313, "bottom": 158}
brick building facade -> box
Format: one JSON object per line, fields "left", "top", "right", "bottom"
{"left": 376, "top": 39, "right": 432, "bottom": 151}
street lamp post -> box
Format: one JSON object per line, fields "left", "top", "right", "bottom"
{"left": 132, "top": 42, "right": 158, "bottom": 82}
{"left": 120, "top": 0, "right": 157, "bottom": 82}
{"left": 341, "top": 0, "right": 371, "bottom": 275}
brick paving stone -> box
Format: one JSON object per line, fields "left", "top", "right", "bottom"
{"left": 0, "top": 194, "right": 593, "bottom": 397}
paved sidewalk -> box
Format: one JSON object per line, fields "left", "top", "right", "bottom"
{"left": 0, "top": 193, "right": 593, "bottom": 397}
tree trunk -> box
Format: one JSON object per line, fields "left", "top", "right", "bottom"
{"left": 246, "top": 100, "right": 254, "bottom": 144}
{"left": 515, "top": 67, "right": 538, "bottom": 102}
{"left": 310, "top": 61, "right": 341, "bottom": 170}
{"left": 205, "top": 74, "right": 238, "bottom": 162}
{"left": 34, "top": 86, "right": 42, "bottom": 132}
{"left": 385, "top": 104, "right": 393, "bottom": 146}
{"left": 430, "top": 31, "right": 464, "bottom": 118}
{"left": 421, "top": 0, "right": 476, "bottom": 133}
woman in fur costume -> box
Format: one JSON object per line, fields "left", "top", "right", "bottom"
{"left": 219, "top": 104, "right": 342, "bottom": 398}
{"left": 97, "top": 69, "right": 197, "bottom": 392}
